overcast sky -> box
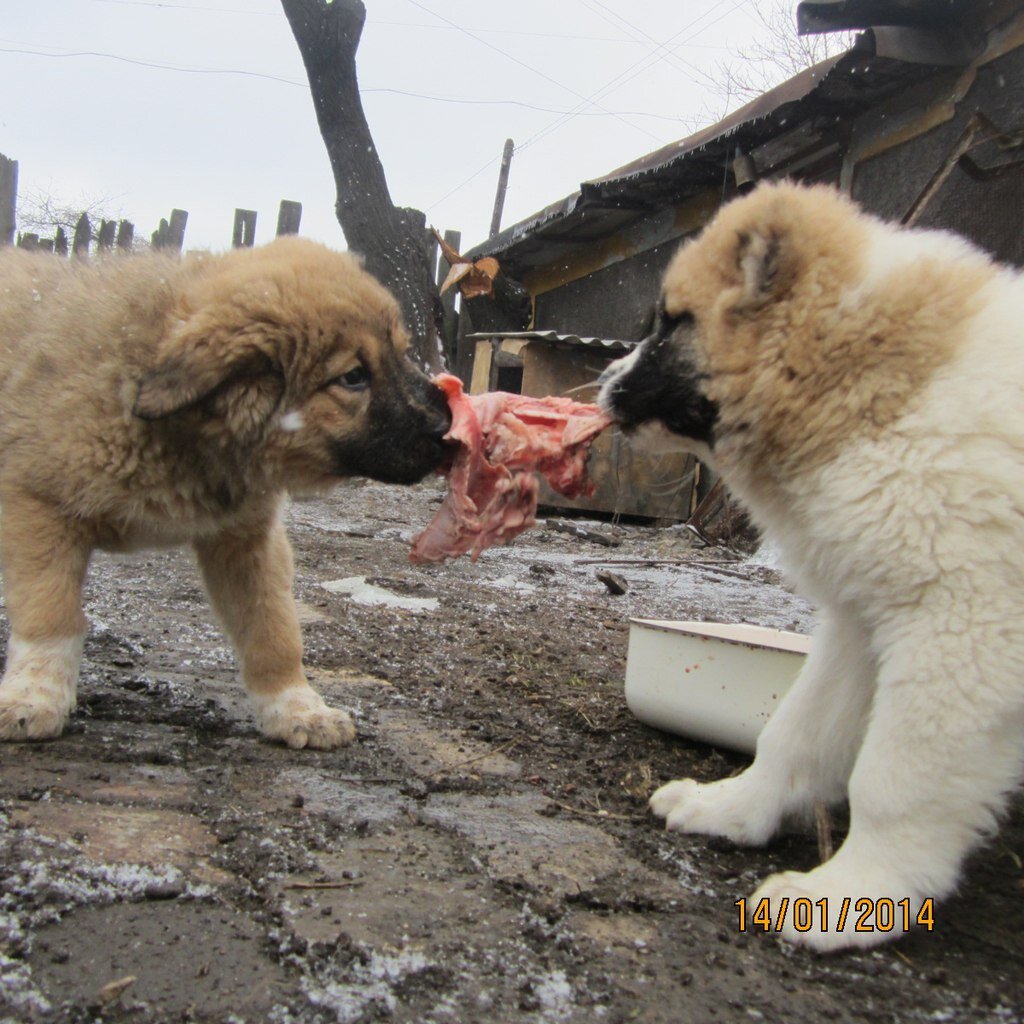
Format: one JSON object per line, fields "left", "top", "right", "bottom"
{"left": 2, "top": 0, "right": 807, "bottom": 253}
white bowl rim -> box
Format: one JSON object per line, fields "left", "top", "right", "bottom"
{"left": 629, "top": 618, "right": 812, "bottom": 656}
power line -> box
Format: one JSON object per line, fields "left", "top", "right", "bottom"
{"left": 0, "top": 45, "right": 308, "bottom": 85}
{"left": 519, "top": 0, "right": 751, "bottom": 153}
{"left": 0, "top": 44, "right": 688, "bottom": 122}
{"left": 403, "top": 0, "right": 662, "bottom": 144}
{"left": 92, "top": 0, "right": 275, "bottom": 12}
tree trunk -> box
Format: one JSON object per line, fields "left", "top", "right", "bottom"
{"left": 280, "top": 0, "right": 443, "bottom": 371}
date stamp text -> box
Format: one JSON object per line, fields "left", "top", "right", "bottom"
{"left": 735, "top": 896, "right": 935, "bottom": 934}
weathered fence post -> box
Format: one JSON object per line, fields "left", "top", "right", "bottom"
{"left": 233, "top": 209, "right": 257, "bottom": 248}
{"left": 0, "top": 153, "right": 16, "bottom": 246}
{"left": 152, "top": 210, "right": 188, "bottom": 251}
{"left": 97, "top": 219, "right": 117, "bottom": 252}
{"left": 436, "top": 228, "right": 461, "bottom": 369}
{"left": 72, "top": 214, "right": 92, "bottom": 259}
{"left": 167, "top": 209, "right": 188, "bottom": 251}
{"left": 116, "top": 220, "right": 134, "bottom": 251}
{"left": 55, "top": 227, "right": 68, "bottom": 257}
{"left": 276, "top": 200, "right": 302, "bottom": 236}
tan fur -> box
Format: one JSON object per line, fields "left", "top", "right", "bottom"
{"left": 0, "top": 237, "right": 443, "bottom": 747}
{"left": 663, "top": 181, "right": 997, "bottom": 477}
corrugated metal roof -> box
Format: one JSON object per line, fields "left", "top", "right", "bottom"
{"left": 466, "top": 46, "right": 919, "bottom": 271}
{"left": 465, "top": 6, "right": 994, "bottom": 274}
{"left": 466, "top": 330, "right": 635, "bottom": 354}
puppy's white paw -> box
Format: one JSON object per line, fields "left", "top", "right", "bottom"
{"left": 0, "top": 689, "right": 71, "bottom": 740}
{"left": 649, "top": 779, "right": 700, "bottom": 820}
{"left": 649, "top": 776, "right": 777, "bottom": 845}
{"left": 254, "top": 686, "right": 356, "bottom": 750}
{"left": 0, "top": 635, "right": 82, "bottom": 741}
{"left": 750, "top": 864, "right": 927, "bottom": 953}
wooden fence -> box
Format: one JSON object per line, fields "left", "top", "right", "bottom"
{"left": 0, "top": 152, "right": 304, "bottom": 256}
{"left": 0, "top": 151, "right": 462, "bottom": 362}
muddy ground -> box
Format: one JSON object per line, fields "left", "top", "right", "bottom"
{"left": 1, "top": 479, "right": 1022, "bottom": 1024}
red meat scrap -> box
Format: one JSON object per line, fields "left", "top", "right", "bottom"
{"left": 409, "top": 374, "right": 612, "bottom": 564}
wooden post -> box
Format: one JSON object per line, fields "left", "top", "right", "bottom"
{"left": 116, "top": 220, "right": 134, "bottom": 251}
{"left": 97, "top": 219, "right": 117, "bottom": 252}
{"left": 55, "top": 226, "right": 68, "bottom": 257}
{"left": 17, "top": 233, "right": 39, "bottom": 251}
{"left": 276, "top": 200, "right": 302, "bottom": 236}
{"left": 0, "top": 153, "right": 16, "bottom": 246}
{"left": 436, "top": 228, "right": 461, "bottom": 370}
{"left": 152, "top": 218, "right": 168, "bottom": 249}
{"left": 489, "top": 138, "right": 514, "bottom": 239}
{"left": 233, "top": 209, "right": 257, "bottom": 248}
{"left": 72, "top": 213, "right": 92, "bottom": 258}
{"left": 167, "top": 209, "right": 188, "bottom": 251}
{"left": 424, "top": 226, "right": 439, "bottom": 283}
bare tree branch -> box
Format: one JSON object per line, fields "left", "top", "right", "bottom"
{"left": 698, "top": 0, "right": 855, "bottom": 123}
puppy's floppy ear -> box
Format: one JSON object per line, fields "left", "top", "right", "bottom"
{"left": 133, "top": 320, "right": 279, "bottom": 420}
{"left": 732, "top": 226, "right": 796, "bottom": 311}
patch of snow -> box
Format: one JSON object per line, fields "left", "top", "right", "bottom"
{"left": 533, "top": 968, "right": 575, "bottom": 1020}
{"left": 657, "top": 846, "right": 718, "bottom": 899}
{"left": 297, "top": 947, "right": 431, "bottom": 1024}
{"left": 321, "top": 576, "right": 439, "bottom": 613}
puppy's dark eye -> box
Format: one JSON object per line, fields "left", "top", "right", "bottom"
{"left": 329, "top": 365, "right": 371, "bottom": 391}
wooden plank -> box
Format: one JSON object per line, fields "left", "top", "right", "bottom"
{"left": 437, "top": 228, "right": 461, "bottom": 369}
{"left": 276, "top": 200, "right": 302, "bottom": 236}
{"left": 72, "top": 213, "right": 92, "bottom": 258}
{"left": 55, "top": 226, "right": 68, "bottom": 257}
{"left": 97, "top": 219, "right": 117, "bottom": 251}
{"left": 167, "top": 209, "right": 188, "bottom": 251}
{"left": 0, "top": 153, "right": 16, "bottom": 246}
{"left": 233, "top": 208, "right": 257, "bottom": 248}
{"left": 116, "top": 221, "right": 134, "bottom": 251}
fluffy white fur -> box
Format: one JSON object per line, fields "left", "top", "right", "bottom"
{"left": 601, "top": 188, "right": 1024, "bottom": 952}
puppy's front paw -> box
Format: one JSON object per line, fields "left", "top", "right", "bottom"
{"left": 0, "top": 690, "right": 70, "bottom": 740}
{"left": 649, "top": 776, "right": 777, "bottom": 845}
{"left": 0, "top": 635, "right": 82, "bottom": 742}
{"left": 750, "top": 865, "right": 927, "bottom": 953}
{"left": 254, "top": 686, "right": 356, "bottom": 750}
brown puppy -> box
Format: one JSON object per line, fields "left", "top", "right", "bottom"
{"left": 0, "top": 236, "right": 450, "bottom": 748}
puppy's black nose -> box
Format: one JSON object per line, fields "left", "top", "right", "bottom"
{"left": 422, "top": 382, "right": 453, "bottom": 438}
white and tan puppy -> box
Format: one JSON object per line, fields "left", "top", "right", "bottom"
{"left": 599, "top": 181, "right": 1024, "bottom": 951}
{"left": 0, "top": 238, "right": 451, "bottom": 749}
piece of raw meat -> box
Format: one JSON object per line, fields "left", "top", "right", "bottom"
{"left": 410, "top": 374, "right": 611, "bottom": 564}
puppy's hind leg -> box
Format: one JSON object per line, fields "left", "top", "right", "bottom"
{"left": 650, "top": 611, "right": 874, "bottom": 844}
{"left": 194, "top": 514, "right": 356, "bottom": 750}
{"left": 0, "top": 492, "right": 91, "bottom": 740}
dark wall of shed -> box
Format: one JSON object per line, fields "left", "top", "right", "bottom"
{"left": 853, "top": 45, "right": 1024, "bottom": 264}
{"left": 533, "top": 238, "right": 684, "bottom": 341}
